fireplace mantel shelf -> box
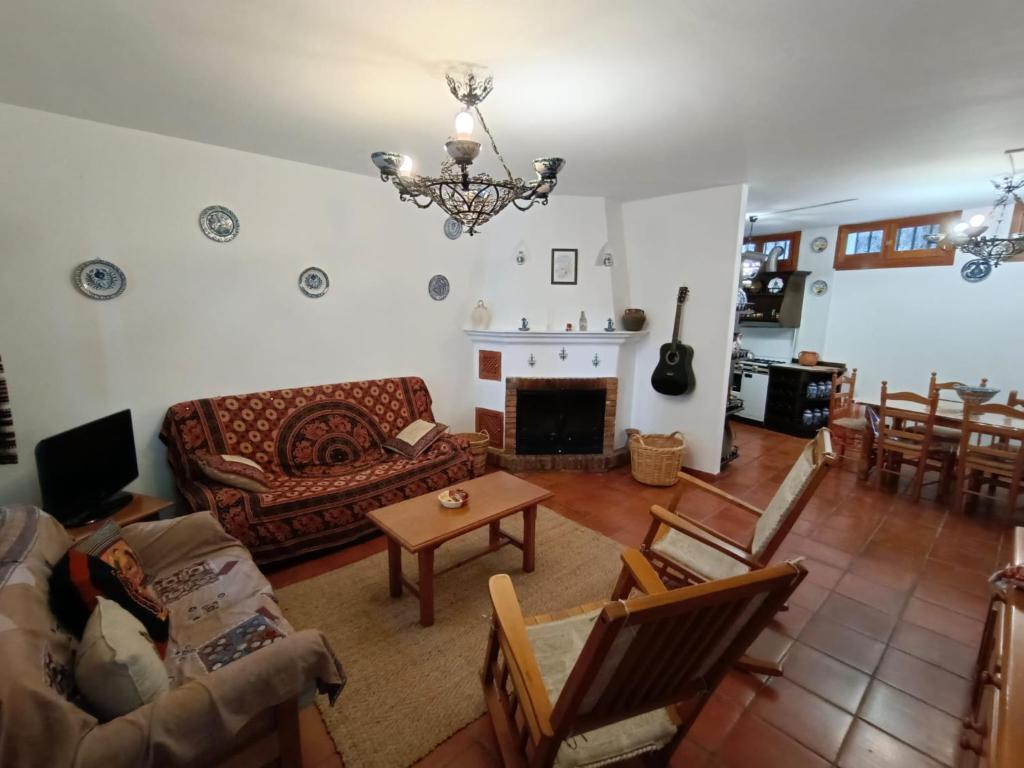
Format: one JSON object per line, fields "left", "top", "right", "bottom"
{"left": 464, "top": 329, "right": 647, "bottom": 346}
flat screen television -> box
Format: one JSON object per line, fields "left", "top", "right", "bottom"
{"left": 35, "top": 409, "right": 138, "bottom": 527}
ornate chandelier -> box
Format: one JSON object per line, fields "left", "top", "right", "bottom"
{"left": 371, "top": 73, "right": 564, "bottom": 236}
{"left": 928, "top": 148, "right": 1024, "bottom": 282}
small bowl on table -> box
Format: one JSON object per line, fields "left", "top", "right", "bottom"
{"left": 954, "top": 384, "right": 1000, "bottom": 406}
{"left": 438, "top": 488, "right": 470, "bottom": 509}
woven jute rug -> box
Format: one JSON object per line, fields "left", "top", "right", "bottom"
{"left": 276, "top": 506, "right": 622, "bottom": 768}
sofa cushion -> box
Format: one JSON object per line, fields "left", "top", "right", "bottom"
{"left": 194, "top": 452, "right": 271, "bottom": 493}
{"left": 49, "top": 549, "right": 169, "bottom": 651}
{"left": 383, "top": 419, "right": 448, "bottom": 459}
{"left": 73, "top": 521, "right": 146, "bottom": 589}
{"left": 74, "top": 597, "right": 169, "bottom": 719}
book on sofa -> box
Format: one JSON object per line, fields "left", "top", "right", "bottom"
{"left": 160, "top": 377, "right": 474, "bottom": 564}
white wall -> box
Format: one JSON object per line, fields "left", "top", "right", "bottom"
{"left": 824, "top": 207, "right": 1024, "bottom": 396}
{"left": 622, "top": 185, "right": 748, "bottom": 474}
{"left": 476, "top": 196, "right": 616, "bottom": 331}
{"left": 0, "top": 104, "right": 487, "bottom": 504}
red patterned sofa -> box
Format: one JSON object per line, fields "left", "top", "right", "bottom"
{"left": 160, "top": 377, "right": 473, "bottom": 564}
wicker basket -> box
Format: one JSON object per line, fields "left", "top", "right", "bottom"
{"left": 455, "top": 430, "right": 490, "bottom": 477}
{"left": 626, "top": 429, "right": 686, "bottom": 486}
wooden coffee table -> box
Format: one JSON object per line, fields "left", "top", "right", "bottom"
{"left": 368, "top": 471, "right": 552, "bottom": 626}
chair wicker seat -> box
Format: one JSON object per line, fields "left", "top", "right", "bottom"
{"left": 649, "top": 528, "right": 750, "bottom": 581}
{"left": 526, "top": 611, "right": 677, "bottom": 767}
{"left": 833, "top": 415, "right": 867, "bottom": 430}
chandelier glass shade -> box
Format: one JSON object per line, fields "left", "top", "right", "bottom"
{"left": 927, "top": 150, "right": 1024, "bottom": 282}
{"left": 371, "top": 73, "right": 564, "bottom": 236}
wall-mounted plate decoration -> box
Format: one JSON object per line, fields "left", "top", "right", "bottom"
{"left": 961, "top": 258, "right": 992, "bottom": 283}
{"left": 298, "top": 267, "right": 329, "bottom": 298}
{"left": 810, "top": 279, "right": 829, "bottom": 296}
{"left": 428, "top": 274, "right": 450, "bottom": 301}
{"left": 810, "top": 236, "right": 829, "bottom": 253}
{"left": 199, "top": 205, "right": 240, "bottom": 242}
{"left": 73, "top": 259, "right": 127, "bottom": 300}
{"left": 443, "top": 217, "right": 463, "bottom": 240}
{"left": 767, "top": 276, "right": 785, "bottom": 294}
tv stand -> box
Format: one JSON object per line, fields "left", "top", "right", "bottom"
{"left": 65, "top": 493, "right": 175, "bottom": 543}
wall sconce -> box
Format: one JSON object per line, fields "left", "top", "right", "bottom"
{"left": 514, "top": 242, "right": 527, "bottom": 265}
{"left": 596, "top": 242, "right": 614, "bottom": 267}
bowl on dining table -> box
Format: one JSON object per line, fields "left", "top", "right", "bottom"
{"left": 438, "top": 488, "right": 470, "bottom": 509}
{"left": 953, "top": 384, "right": 1000, "bottom": 405}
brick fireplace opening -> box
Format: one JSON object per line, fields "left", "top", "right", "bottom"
{"left": 490, "top": 377, "right": 627, "bottom": 471}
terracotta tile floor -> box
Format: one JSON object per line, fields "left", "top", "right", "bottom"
{"left": 266, "top": 422, "right": 1018, "bottom": 768}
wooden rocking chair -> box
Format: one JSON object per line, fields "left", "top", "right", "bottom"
{"left": 614, "top": 429, "right": 835, "bottom": 597}
{"left": 482, "top": 551, "right": 806, "bottom": 768}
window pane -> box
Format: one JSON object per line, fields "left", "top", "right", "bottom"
{"left": 855, "top": 231, "right": 871, "bottom": 253}
{"left": 868, "top": 230, "right": 883, "bottom": 252}
{"left": 741, "top": 242, "right": 757, "bottom": 253}
{"left": 763, "top": 240, "right": 790, "bottom": 260}
{"left": 896, "top": 226, "right": 914, "bottom": 251}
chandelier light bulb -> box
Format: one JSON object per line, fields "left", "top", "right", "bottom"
{"left": 969, "top": 214, "right": 986, "bottom": 227}
{"left": 953, "top": 222, "right": 969, "bottom": 233}
{"left": 454, "top": 109, "right": 475, "bottom": 139}
{"left": 398, "top": 155, "right": 413, "bottom": 174}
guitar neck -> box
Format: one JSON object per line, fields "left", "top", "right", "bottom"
{"left": 670, "top": 300, "right": 683, "bottom": 350}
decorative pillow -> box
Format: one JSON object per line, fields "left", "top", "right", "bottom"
{"left": 74, "top": 521, "right": 146, "bottom": 589}
{"left": 75, "top": 597, "right": 169, "bottom": 719}
{"left": 194, "top": 452, "right": 271, "bottom": 492}
{"left": 49, "top": 549, "right": 169, "bottom": 655}
{"left": 383, "top": 420, "right": 448, "bottom": 459}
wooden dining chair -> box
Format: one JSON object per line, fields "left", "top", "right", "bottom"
{"left": 927, "top": 372, "right": 989, "bottom": 443}
{"left": 1008, "top": 390, "right": 1023, "bottom": 408}
{"left": 828, "top": 368, "right": 876, "bottom": 479}
{"left": 954, "top": 402, "right": 1024, "bottom": 515}
{"left": 482, "top": 552, "right": 806, "bottom": 768}
{"left": 612, "top": 430, "right": 834, "bottom": 599}
{"left": 874, "top": 381, "right": 956, "bottom": 500}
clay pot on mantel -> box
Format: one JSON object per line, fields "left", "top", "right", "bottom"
{"left": 622, "top": 308, "right": 646, "bottom": 332}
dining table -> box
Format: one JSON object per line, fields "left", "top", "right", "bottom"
{"left": 849, "top": 396, "right": 1024, "bottom": 480}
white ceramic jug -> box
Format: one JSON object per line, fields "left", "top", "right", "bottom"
{"left": 471, "top": 299, "right": 491, "bottom": 330}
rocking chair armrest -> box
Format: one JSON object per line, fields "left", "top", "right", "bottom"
{"left": 488, "top": 574, "right": 555, "bottom": 738}
{"left": 673, "top": 472, "right": 765, "bottom": 518}
{"left": 650, "top": 505, "right": 760, "bottom": 569}
{"left": 620, "top": 548, "right": 669, "bottom": 595}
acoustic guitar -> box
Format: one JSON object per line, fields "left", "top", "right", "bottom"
{"left": 651, "top": 286, "right": 696, "bottom": 395}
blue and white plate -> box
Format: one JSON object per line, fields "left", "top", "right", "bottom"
{"left": 428, "top": 274, "right": 450, "bottom": 301}
{"left": 298, "top": 267, "right": 329, "bottom": 298}
{"left": 443, "top": 217, "right": 463, "bottom": 240}
{"left": 961, "top": 258, "right": 992, "bottom": 283}
{"left": 199, "top": 205, "right": 239, "bottom": 242}
{"left": 73, "top": 259, "right": 127, "bottom": 300}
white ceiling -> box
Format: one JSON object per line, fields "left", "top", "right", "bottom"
{"left": 1, "top": 1, "right": 1022, "bottom": 231}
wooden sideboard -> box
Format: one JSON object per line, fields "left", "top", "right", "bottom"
{"left": 960, "top": 527, "right": 1023, "bottom": 767}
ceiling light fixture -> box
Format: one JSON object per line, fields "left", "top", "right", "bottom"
{"left": 928, "top": 148, "right": 1024, "bottom": 282}
{"left": 371, "top": 72, "right": 565, "bottom": 236}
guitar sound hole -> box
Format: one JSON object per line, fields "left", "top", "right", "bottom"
{"left": 665, "top": 351, "right": 680, "bottom": 365}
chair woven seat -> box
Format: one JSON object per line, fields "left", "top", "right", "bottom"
{"left": 650, "top": 529, "right": 750, "bottom": 581}
{"left": 832, "top": 416, "right": 867, "bottom": 430}
{"left": 526, "top": 611, "right": 676, "bottom": 767}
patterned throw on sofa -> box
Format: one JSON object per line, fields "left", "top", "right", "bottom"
{"left": 161, "top": 377, "right": 473, "bottom": 563}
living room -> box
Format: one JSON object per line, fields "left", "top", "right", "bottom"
{"left": 1, "top": 3, "right": 1022, "bottom": 768}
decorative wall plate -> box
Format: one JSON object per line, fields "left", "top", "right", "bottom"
{"left": 811, "top": 236, "right": 829, "bottom": 253}
{"left": 298, "top": 267, "right": 329, "bottom": 298}
{"left": 428, "top": 274, "right": 450, "bottom": 301}
{"left": 767, "top": 276, "right": 785, "bottom": 294}
{"left": 961, "top": 258, "right": 992, "bottom": 283}
{"left": 443, "top": 217, "right": 463, "bottom": 240}
{"left": 810, "top": 279, "right": 829, "bottom": 295}
{"left": 73, "top": 259, "right": 127, "bottom": 300}
{"left": 199, "top": 205, "right": 240, "bottom": 242}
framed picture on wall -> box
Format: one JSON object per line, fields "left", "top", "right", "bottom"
{"left": 550, "top": 248, "right": 579, "bottom": 285}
